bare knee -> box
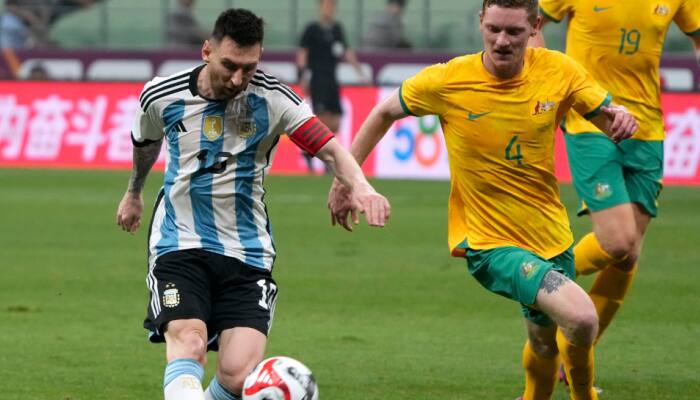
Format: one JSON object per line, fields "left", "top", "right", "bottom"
{"left": 529, "top": 334, "right": 559, "bottom": 358}
{"left": 560, "top": 308, "right": 599, "bottom": 346}
{"left": 217, "top": 358, "right": 259, "bottom": 395}
{"left": 599, "top": 232, "right": 638, "bottom": 261}
{"left": 165, "top": 321, "right": 208, "bottom": 365}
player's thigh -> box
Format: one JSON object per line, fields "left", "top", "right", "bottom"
{"left": 466, "top": 246, "right": 575, "bottom": 326}
{"left": 208, "top": 255, "right": 279, "bottom": 344}
{"left": 145, "top": 249, "right": 214, "bottom": 343}
{"left": 589, "top": 203, "right": 638, "bottom": 254}
{"left": 216, "top": 326, "right": 267, "bottom": 381}
{"left": 565, "top": 133, "right": 630, "bottom": 216}
{"left": 533, "top": 270, "right": 595, "bottom": 331}
{"left": 620, "top": 139, "right": 663, "bottom": 219}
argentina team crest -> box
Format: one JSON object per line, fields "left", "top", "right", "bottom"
{"left": 162, "top": 283, "right": 180, "bottom": 308}
{"left": 237, "top": 117, "right": 257, "bottom": 138}
{"left": 203, "top": 115, "right": 223, "bottom": 141}
{"left": 235, "top": 99, "right": 257, "bottom": 138}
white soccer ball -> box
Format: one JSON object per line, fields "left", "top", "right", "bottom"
{"left": 242, "top": 356, "right": 319, "bottom": 400}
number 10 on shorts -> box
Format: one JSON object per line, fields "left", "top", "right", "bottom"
{"left": 257, "top": 279, "right": 278, "bottom": 310}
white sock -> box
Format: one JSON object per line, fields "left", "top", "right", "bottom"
{"left": 164, "top": 358, "right": 205, "bottom": 400}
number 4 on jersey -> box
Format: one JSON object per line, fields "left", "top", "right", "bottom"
{"left": 505, "top": 134, "right": 523, "bottom": 166}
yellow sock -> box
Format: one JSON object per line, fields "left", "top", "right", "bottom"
{"left": 556, "top": 330, "right": 598, "bottom": 400}
{"left": 573, "top": 233, "right": 619, "bottom": 276}
{"left": 522, "top": 340, "right": 560, "bottom": 400}
{"left": 589, "top": 263, "right": 637, "bottom": 343}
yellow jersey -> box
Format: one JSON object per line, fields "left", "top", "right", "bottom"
{"left": 400, "top": 48, "right": 610, "bottom": 259}
{"left": 539, "top": 0, "right": 700, "bottom": 141}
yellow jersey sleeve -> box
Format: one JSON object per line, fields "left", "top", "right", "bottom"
{"left": 563, "top": 55, "right": 612, "bottom": 120}
{"left": 538, "top": 0, "right": 574, "bottom": 23}
{"left": 675, "top": 0, "right": 700, "bottom": 35}
{"left": 399, "top": 63, "right": 448, "bottom": 117}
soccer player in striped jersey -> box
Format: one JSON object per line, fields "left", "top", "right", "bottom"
{"left": 328, "top": 1, "right": 638, "bottom": 399}
{"left": 116, "top": 8, "right": 390, "bottom": 400}
{"left": 532, "top": 0, "right": 700, "bottom": 390}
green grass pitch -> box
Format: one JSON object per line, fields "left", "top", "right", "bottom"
{"left": 1, "top": 169, "right": 699, "bottom": 399}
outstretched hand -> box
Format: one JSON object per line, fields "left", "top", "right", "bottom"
{"left": 601, "top": 105, "right": 638, "bottom": 143}
{"left": 327, "top": 179, "right": 391, "bottom": 232}
{"left": 116, "top": 191, "right": 144, "bottom": 234}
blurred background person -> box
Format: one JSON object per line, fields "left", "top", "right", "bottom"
{"left": 0, "top": 0, "right": 50, "bottom": 49}
{"left": 296, "top": 0, "right": 368, "bottom": 173}
{"left": 49, "top": 0, "right": 103, "bottom": 25}
{"left": 363, "top": 0, "right": 412, "bottom": 49}
{"left": 27, "top": 62, "right": 50, "bottom": 80}
{"left": 0, "top": 0, "right": 102, "bottom": 49}
{"left": 165, "top": 0, "right": 208, "bottom": 48}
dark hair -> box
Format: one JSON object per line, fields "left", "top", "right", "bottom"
{"left": 482, "top": 0, "right": 538, "bottom": 23}
{"left": 388, "top": 0, "right": 406, "bottom": 7}
{"left": 211, "top": 8, "right": 264, "bottom": 46}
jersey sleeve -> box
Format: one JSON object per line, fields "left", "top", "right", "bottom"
{"left": 563, "top": 55, "right": 612, "bottom": 120}
{"left": 675, "top": 0, "right": 700, "bottom": 36}
{"left": 399, "top": 63, "right": 448, "bottom": 117}
{"left": 132, "top": 81, "right": 165, "bottom": 146}
{"left": 277, "top": 92, "right": 314, "bottom": 134}
{"left": 538, "top": 0, "right": 573, "bottom": 23}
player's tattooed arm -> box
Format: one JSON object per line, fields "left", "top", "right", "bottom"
{"left": 127, "top": 139, "right": 163, "bottom": 194}
{"left": 540, "top": 270, "right": 570, "bottom": 294}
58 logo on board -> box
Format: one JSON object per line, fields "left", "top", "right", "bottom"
{"left": 375, "top": 112, "right": 449, "bottom": 179}
{"left": 393, "top": 115, "right": 443, "bottom": 167}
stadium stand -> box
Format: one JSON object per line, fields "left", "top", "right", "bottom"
{"left": 1, "top": 0, "right": 698, "bottom": 89}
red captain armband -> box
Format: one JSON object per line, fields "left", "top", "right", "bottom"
{"left": 289, "top": 117, "right": 335, "bottom": 156}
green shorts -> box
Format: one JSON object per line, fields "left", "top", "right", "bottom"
{"left": 564, "top": 133, "right": 663, "bottom": 217}
{"left": 465, "top": 246, "right": 574, "bottom": 326}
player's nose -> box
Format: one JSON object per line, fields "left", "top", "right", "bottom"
{"left": 495, "top": 32, "right": 510, "bottom": 46}
{"left": 230, "top": 69, "right": 243, "bottom": 86}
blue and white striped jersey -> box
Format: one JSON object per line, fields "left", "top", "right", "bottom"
{"left": 133, "top": 65, "right": 313, "bottom": 271}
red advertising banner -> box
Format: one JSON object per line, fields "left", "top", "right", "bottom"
{"left": 1, "top": 81, "right": 699, "bottom": 185}
{"left": 0, "top": 81, "right": 376, "bottom": 176}
{"left": 0, "top": 81, "right": 142, "bottom": 169}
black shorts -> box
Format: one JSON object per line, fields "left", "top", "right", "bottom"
{"left": 144, "top": 249, "right": 278, "bottom": 351}
{"left": 310, "top": 80, "right": 342, "bottom": 114}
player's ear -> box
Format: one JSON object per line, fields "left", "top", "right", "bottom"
{"left": 202, "top": 40, "right": 212, "bottom": 63}
{"left": 531, "top": 15, "right": 543, "bottom": 36}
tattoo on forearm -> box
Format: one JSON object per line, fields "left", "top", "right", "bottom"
{"left": 127, "top": 139, "right": 163, "bottom": 193}
{"left": 540, "top": 270, "right": 570, "bottom": 294}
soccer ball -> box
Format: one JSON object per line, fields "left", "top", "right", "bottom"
{"left": 242, "top": 356, "right": 319, "bottom": 400}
